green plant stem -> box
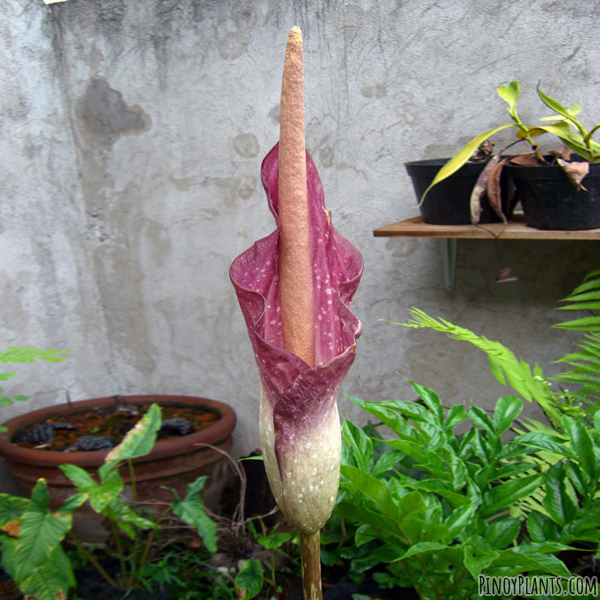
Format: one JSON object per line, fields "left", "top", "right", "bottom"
{"left": 299, "top": 530, "right": 322, "bottom": 600}
{"left": 135, "top": 506, "right": 172, "bottom": 580}
{"left": 127, "top": 459, "right": 137, "bottom": 504}
{"left": 109, "top": 518, "right": 129, "bottom": 585}
{"left": 68, "top": 532, "right": 118, "bottom": 588}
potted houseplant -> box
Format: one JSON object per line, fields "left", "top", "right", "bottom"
{"left": 0, "top": 404, "right": 220, "bottom": 600}
{"left": 0, "top": 393, "right": 236, "bottom": 542}
{"left": 405, "top": 81, "right": 539, "bottom": 226}
{"left": 505, "top": 87, "right": 600, "bottom": 230}
{"left": 417, "top": 81, "right": 600, "bottom": 230}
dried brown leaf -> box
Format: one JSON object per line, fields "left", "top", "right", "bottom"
{"left": 1, "top": 520, "right": 20, "bottom": 537}
{"left": 557, "top": 158, "right": 589, "bottom": 191}
{"left": 550, "top": 147, "right": 572, "bottom": 161}
{"left": 487, "top": 158, "right": 509, "bottom": 222}
{"left": 509, "top": 153, "right": 540, "bottom": 166}
{"left": 470, "top": 155, "right": 500, "bottom": 224}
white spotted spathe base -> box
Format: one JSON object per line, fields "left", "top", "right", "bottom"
{"left": 259, "top": 387, "right": 341, "bottom": 535}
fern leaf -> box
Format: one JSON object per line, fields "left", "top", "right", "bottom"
{"left": 393, "top": 309, "right": 563, "bottom": 428}
{"left": 0, "top": 347, "right": 70, "bottom": 364}
{"left": 553, "top": 316, "right": 600, "bottom": 331}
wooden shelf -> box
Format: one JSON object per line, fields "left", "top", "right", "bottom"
{"left": 373, "top": 214, "right": 600, "bottom": 240}
{"left": 373, "top": 214, "right": 600, "bottom": 291}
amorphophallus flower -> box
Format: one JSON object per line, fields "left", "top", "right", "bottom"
{"left": 229, "top": 27, "right": 363, "bottom": 600}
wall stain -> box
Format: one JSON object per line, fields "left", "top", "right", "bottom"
{"left": 268, "top": 104, "right": 281, "bottom": 124}
{"left": 233, "top": 131, "right": 260, "bottom": 158}
{"left": 76, "top": 78, "right": 151, "bottom": 147}
{"left": 319, "top": 145, "right": 334, "bottom": 167}
{"left": 361, "top": 83, "right": 388, "bottom": 98}
{"left": 218, "top": 31, "right": 250, "bottom": 60}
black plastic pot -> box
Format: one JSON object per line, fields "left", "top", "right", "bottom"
{"left": 506, "top": 159, "right": 600, "bottom": 230}
{"left": 405, "top": 159, "right": 507, "bottom": 225}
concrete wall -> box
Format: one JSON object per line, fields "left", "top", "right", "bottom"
{"left": 2, "top": 0, "right": 599, "bottom": 490}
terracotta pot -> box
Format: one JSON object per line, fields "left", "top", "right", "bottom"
{"left": 0, "top": 395, "right": 236, "bottom": 542}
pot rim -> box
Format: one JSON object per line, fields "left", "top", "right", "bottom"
{"left": 0, "top": 395, "right": 237, "bottom": 467}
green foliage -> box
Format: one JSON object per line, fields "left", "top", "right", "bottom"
{"left": 235, "top": 558, "right": 264, "bottom": 600}
{"left": 537, "top": 86, "right": 600, "bottom": 163}
{"left": 394, "top": 308, "right": 564, "bottom": 427}
{"left": 324, "top": 385, "right": 600, "bottom": 600}
{"left": 0, "top": 402, "right": 219, "bottom": 598}
{"left": 0, "top": 346, "right": 70, "bottom": 431}
{"left": 0, "top": 479, "right": 85, "bottom": 600}
{"left": 420, "top": 81, "right": 540, "bottom": 203}
{"left": 553, "top": 268, "right": 600, "bottom": 406}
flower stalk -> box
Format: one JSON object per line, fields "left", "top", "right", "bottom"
{"left": 230, "top": 26, "right": 363, "bottom": 600}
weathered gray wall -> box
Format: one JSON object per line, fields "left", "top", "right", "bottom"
{"left": 2, "top": 0, "right": 599, "bottom": 491}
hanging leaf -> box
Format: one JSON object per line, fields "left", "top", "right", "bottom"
{"left": 486, "top": 157, "right": 510, "bottom": 221}
{"left": 105, "top": 403, "right": 162, "bottom": 463}
{"left": 557, "top": 158, "right": 589, "bottom": 191}
{"left": 470, "top": 154, "right": 501, "bottom": 224}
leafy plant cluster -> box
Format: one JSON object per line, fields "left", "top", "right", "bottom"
{"left": 422, "top": 82, "right": 600, "bottom": 223}
{"left": 320, "top": 268, "right": 600, "bottom": 600}
{"left": 0, "top": 402, "right": 301, "bottom": 600}
{"left": 321, "top": 385, "right": 599, "bottom": 600}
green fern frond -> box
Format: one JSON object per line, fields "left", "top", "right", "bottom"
{"left": 553, "top": 316, "right": 600, "bottom": 331}
{"left": 0, "top": 347, "right": 70, "bottom": 364}
{"left": 391, "top": 308, "right": 564, "bottom": 428}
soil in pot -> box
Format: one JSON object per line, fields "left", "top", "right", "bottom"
{"left": 11, "top": 398, "right": 219, "bottom": 452}
{"left": 0, "top": 395, "right": 236, "bottom": 543}
{"left": 506, "top": 158, "right": 600, "bottom": 230}
{"left": 405, "top": 159, "right": 510, "bottom": 225}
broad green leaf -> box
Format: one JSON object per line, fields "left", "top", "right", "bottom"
{"left": 487, "top": 549, "right": 571, "bottom": 578}
{"left": 235, "top": 558, "right": 263, "bottom": 600}
{"left": 527, "top": 511, "right": 558, "bottom": 544}
{"left": 543, "top": 463, "right": 578, "bottom": 527}
{"left": 493, "top": 462, "right": 538, "bottom": 481}
{"left": 562, "top": 416, "right": 598, "bottom": 480}
{"left": 492, "top": 396, "right": 523, "bottom": 435}
{"left": 445, "top": 504, "right": 476, "bottom": 538}
{"left": 485, "top": 518, "right": 520, "bottom": 549}
{"left": 511, "top": 432, "right": 576, "bottom": 460}
{"left": 392, "top": 541, "right": 449, "bottom": 562}
{"left": 334, "top": 501, "right": 405, "bottom": 541}
{"left": 340, "top": 465, "right": 401, "bottom": 518}
{"left": 104, "top": 497, "right": 157, "bottom": 536}
{"left": 383, "top": 439, "right": 447, "bottom": 477}
{"left": 372, "top": 449, "right": 403, "bottom": 476}
{"left": 171, "top": 476, "right": 217, "bottom": 554}
{"left": 468, "top": 406, "right": 495, "bottom": 436}
{"left": 419, "top": 124, "right": 517, "bottom": 203}
{"left": 342, "top": 418, "right": 373, "bottom": 472}
{"left": 13, "top": 480, "right": 74, "bottom": 582}
{"left": 346, "top": 395, "right": 412, "bottom": 438}
{"left": 497, "top": 81, "right": 520, "bottom": 115}
{"left": 409, "top": 381, "right": 444, "bottom": 425}
{"left": 59, "top": 463, "right": 123, "bottom": 513}
{"left": 537, "top": 87, "right": 582, "bottom": 125}
{"left": 446, "top": 404, "right": 469, "bottom": 430}
{"left": 0, "top": 494, "right": 29, "bottom": 527}
{"left": 257, "top": 532, "right": 293, "bottom": 549}
{"left": 2, "top": 537, "right": 72, "bottom": 600}
{"left": 463, "top": 546, "right": 499, "bottom": 579}
{"left": 481, "top": 473, "right": 544, "bottom": 517}
{"left": 105, "top": 403, "right": 162, "bottom": 462}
